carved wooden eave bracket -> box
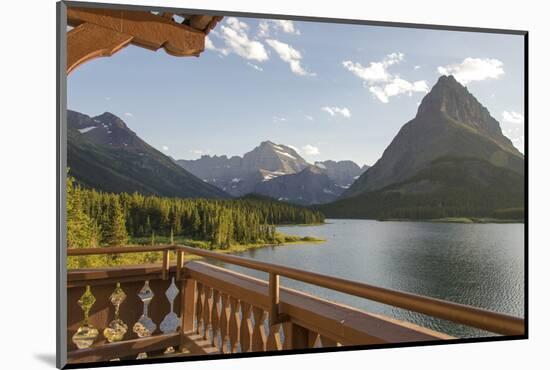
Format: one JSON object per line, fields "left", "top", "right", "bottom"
{"left": 67, "top": 7, "right": 223, "bottom": 74}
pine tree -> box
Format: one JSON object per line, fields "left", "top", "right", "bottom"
{"left": 66, "top": 175, "right": 101, "bottom": 248}
{"left": 103, "top": 196, "right": 128, "bottom": 246}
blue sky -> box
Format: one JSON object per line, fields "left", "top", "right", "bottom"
{"left": 68, "top": 17, "right": 525, "bottom": 166}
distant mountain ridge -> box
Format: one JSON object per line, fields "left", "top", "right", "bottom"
{"left": 319, "top": 75, "right": 524, "bottom": 219}
{"left": 253, "top": 165, "right": 345, "bottom": 205}
{"left": 67, "top": 110, "right": 229, "bottom": 199}
{"left": 177, "top": 141, "right": 368, "bottom": 203}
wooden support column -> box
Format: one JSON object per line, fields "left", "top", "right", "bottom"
{"left": 176, "top": 250, "right": 184, "bottom": 281}
{"left": 180, "top": 277, "right": 197, "bottom": 350}
{"left": 269, "top": 273, "right": 280, "bottom": 326}
{"left": 269, "top": 273, "right": 289, "bottom": 326}
{"left": 161, "top": 249, "right": 170, "bottom": 280}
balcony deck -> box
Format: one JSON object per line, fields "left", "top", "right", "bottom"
{"left": 66, "top": 245, "right": 524, "bottom": 365}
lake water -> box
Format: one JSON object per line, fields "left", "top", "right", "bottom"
{"left": 212, "top": 219, "right": 524, "bottom": 338}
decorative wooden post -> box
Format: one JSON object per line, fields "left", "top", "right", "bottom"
{"left": 180, "top": 277, "right": 197, "bottom": 350}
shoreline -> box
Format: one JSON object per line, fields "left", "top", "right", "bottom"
{"left": 322, "top": 216, "right": 524, "bottom": 224}
{"left": 184, "top": 236, "right": 325, "bottom": 261}
{"left": 67, "top": 233, "right": 325, "bottom": 268}
{"left": 376, "top": 217, "right": 524, "bottom": 224}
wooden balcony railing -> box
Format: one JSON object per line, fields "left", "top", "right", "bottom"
{"left": 66, "top": 245, "right": 524, "bottom": 364}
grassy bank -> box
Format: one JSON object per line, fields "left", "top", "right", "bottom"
{"left": 67, "top": 232, "right": 324, "bottom": 269}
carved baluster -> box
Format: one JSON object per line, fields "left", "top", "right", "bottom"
{"left": 160, "top": 277, "right": 180, "bottom": 334}
{"left": 103, "top": 283, "right": 128, "bottom": 343}
{"left": 219, "top": 293, "right": 231, "bottom": 353}
{"left": 72, "top": 285, "right": 99, "bottom": 349}
{"left": 251, "top": 307, "right": 267, "bottom": 352}
{"left": 266, "top": 323, "right": 283, "bottom": 351}
{"left": 133, "top": 281, "right": 157, "bottom": 337}
{"left": 308, "top": 331, "right": 321, "bottom": 348}
{"left": 133, "top": 280, "right": 156, "bottom": 359}
{"left": 240, "top": 302, "right": 253, "bottom": 353}
{"left": 211, "top": 290, "right": 221, "bottom": 349}
{"left": 319, "top": 335, "right": 338, "bottom": 348}
{"left": 202, "top": 286, "right": 213, "bottom": 342}
{"left": 229, "top": 297, "right": 241, "bottom": 352}
{"left": 195, "top": 283, "right": 204, "bottom": 335}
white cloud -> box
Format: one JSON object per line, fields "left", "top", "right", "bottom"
{"left": 321, "top": 106, "right": 351, "bottom": 118}
{"left": 287, "top": 144, "right": 301, "bottom": 154}
{"left": 502, "top": 111, "right": 524, "bottom": 124}
{"left": 162, "top": 145, "right": 169, "bottom": 151}
{"left": 273, "top": 20, "right": 300, "bottom": 34}
{"left": 501, "top": 111, "right": 524, "bottom": 153}
{"left": 437, "top": 57, "right": 504, "bottom": 84}
{"left": 124, "top": 112, "right": 133, "bottom": 117}
{"left": 210, "top": 17, "right": 268, "bottom": 61}
{"left": 266, "top": 39, "right": 315, "bottom": 76}
{"left": 305, "top": 115, "right": 314, "bottom": 121}
{"left": 511, "top": 136, "right": 524, "bottom": 153}
{"left": 342, "top": 52, "right": 403, "bottom": 83}
{"left": 226, "top": 17, "right": 248, "bottom": 33}
{"left": 272, "top": 116, "right": 288, "bottom": 123}
{"left": 369, "top": 78, "right": 429, "bottom": 104}
{"left": 258, "top": 19, "right": 300, "bottom": 38}
{"left": 258, "top": 21, "right": 270, "bottom": 38}
{"left": 414, "top": 65, "right": 421, "bottom": 70}
{"left": 302, "top": 144, "right": 320, "bottom": 156}
{"left": 246, "top": 62, "right": 263, "bottom": 71}
{"left": 343, "top": 52, "right": 427, "bottom": 103}
{"left": 205, "top": 36, "right": 216, "bottom": 50}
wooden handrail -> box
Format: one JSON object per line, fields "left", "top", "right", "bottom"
{"left": 67, "top": 245, "right": 170, "bottom": 255}
{"left": 67, "top": 244, "right": 524, "bottom": 336}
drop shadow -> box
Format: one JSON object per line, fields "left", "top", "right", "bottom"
{"left": 34, "top": 353, "right": 57, "bottom": 367}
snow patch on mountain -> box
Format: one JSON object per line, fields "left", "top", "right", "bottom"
{"left": 78, "top": 127, "right": 96, "bottom": 134}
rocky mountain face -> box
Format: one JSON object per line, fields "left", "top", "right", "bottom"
{"left": 178, "top": 141, "right": 309, "bottom": 196}
{"left": 344, "top": 75, "right": 523, "bottom": 197}
{"left": 253, "top": 165, "right": 344, "bottom": 205}
{"left": 319, "top": 75, "right": 524, "bottom": 219}
{"left": 177, "top": 141, "right": 367, "bottom": 204}
{"left": 314, "top": 160, "right": 369, "bottom": 188}
{"left": 67, "top": 110, "right": 229, "bottom": 199}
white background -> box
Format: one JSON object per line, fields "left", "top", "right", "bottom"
{"left": 0, "top": 0, "right": 545, "bottom": 368}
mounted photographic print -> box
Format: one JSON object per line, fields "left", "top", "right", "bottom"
{"left": 57, "top": 1, "right": 527, "bottom": 368}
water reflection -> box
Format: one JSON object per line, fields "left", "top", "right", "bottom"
{"left": 214, "top": 219, "right": 524, "bottom": 338}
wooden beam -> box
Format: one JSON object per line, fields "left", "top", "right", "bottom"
{"left": 67, "top": 22, "right": 132, "bottom": 74}
{"left": 67, "top": 333, "right": 179, "bottom": 363}
{"left": 66, "top": 7, "right": 207, "bottom": 74}
{"left": 188, "top": 15, "right": 214, "bottom": 30}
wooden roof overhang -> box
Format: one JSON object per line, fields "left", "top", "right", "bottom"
{"left": 67, "top": 6, "right": 222, "bottom": 74}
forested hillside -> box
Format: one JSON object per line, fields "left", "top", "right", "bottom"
{"left": 66, "top": 176, "right": 325, "bottom": 251}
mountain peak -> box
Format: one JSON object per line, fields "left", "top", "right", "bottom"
{"left": 259, "top": 140, "right": 276, "bottom": 147}
{"left": 93, "top": 112, "right": 128, "bottom": 129}
{"left": 415, "top": 75, "right": 518, "bottom": 154}
{"left": 434, "top": 74, "right": 460, "bottom": 86}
